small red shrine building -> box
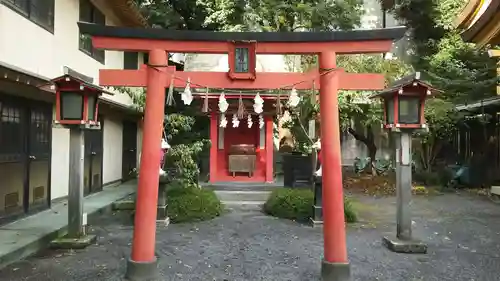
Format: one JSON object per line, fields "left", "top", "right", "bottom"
{"left": 198, "top": 92, "right": 279, "bottom": 183}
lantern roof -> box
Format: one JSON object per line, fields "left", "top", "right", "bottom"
{"left": 49, "top": 72, "right": 113, "bottom": 96}
{"left": 370, "top": 72, "right": 441, "bottom": 99}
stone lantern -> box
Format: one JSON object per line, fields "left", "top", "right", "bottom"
{"left": 371, "top": 72, "right": 440, "bottom": 254}
{"left": 48, "top": 71, "right": 108, "bottom": 250}
{"left": 371, "top": 72, "right": 435, "bottom": 131}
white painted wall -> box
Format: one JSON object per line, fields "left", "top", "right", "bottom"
{"left": 50, "top": 128, "right": 71, "bottom": 199}
{"left": 0, "top": 1, "right": 142, "bottom": 200}
{"left": 0, "top": 0, "right": 135, "bottom": 106}
{"left": 102, "top": 116, "right": 123, "bottom": 184}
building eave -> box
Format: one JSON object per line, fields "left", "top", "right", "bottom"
{"left": 108, "top": 0, "right": 148, "bottom": 27}
{"left": 455, "top": 0, "right": 482, "bottom": 29}
{"left": 460, "top": 0, "right": 500, "bottom": 45}
{"left": 0, "top": 62, "right": 141, "bottom": 115}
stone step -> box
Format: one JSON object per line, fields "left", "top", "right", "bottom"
{"left": 215, "top": 190, "right": 271, "bottom": 202}
{"left": 222, "top": 200, "right": 266, "bottom": 211}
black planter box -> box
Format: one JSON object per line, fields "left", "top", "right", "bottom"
{"left": 282, "top": 153, "right": 314, "bottom": 188}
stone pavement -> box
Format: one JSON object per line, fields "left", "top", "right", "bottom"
{"left": 0, "top": 192, "right": 500, "bottom": 281}
{"left": 0, "top": 181, "right": 135, "bottom": 269}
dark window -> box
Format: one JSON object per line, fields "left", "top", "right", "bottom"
{"left": 60, "top": 92, "right": 84, "bottom": 120}
{"left": 385, "top": 99, "right": 394, "bottom": 124}
{"left": 3, "top": 0, "right": 55, "bottom": 32}
{"left": 398, "top": 96, "right": 421, "bottom": 124}
{"left": 234, "top": 47, "right": 249, "bottom": 73}
{"left": 79, "top": 0, "right": 105, "bottom": 64}
{"left": 29, "top": 107, "right": 51, "bottom": 158}
{"left": 0, "top": 100, "right": 24, "bottom": 163}
{"left": 124, "top": 52, "right": 139, "bottom": 70}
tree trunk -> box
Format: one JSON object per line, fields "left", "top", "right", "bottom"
{"left": 348, "top": 126, "right": 377, "bottom": 175}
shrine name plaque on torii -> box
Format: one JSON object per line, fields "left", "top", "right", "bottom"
{"left": 78, "top": 22, "right": 405, "bottom": 281}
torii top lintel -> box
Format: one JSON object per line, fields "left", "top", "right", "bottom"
{"left": 78, "top": 22, "right": 406, "bottom": 54}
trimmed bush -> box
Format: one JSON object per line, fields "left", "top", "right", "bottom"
{"left": 264, "top": 188, "right": 314, "bottom": 222}
{"left": 263, "top": 188, "right": 357, "bottom": 223}
{"left": 167, "top": 185, "right": 223, "bottom": 223}
{"left": 343, "top": 197, "right": 357, "bottom": 223}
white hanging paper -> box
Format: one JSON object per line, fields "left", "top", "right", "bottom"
{"left": 253, "top": 93, "right": 264, "bottom": 114}
{"left": 219, "top": 114, "right": 227, "bottom": 128}
{"left": 232, "top": 114, "right": 240, "bottom": 128}
{"left": 288, "top": 88, "right": 300, "bottom": 108}
{"left": 247, "top": 114, "right": 253, "bottom": 128}
{"left": 218, "top": 93, "right": 229, "bottom": 113}
{"left": 181, "top": 78, "right": 193, "bottom": 105}
{"left": 258, "top": 114, "right": 264, "bottom": 129}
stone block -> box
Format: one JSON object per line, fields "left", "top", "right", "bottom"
{"left": 50, "top": 235, "right": 97, "bottom": 250}
{"left": 382, "top": 235, "right": 428, "bottom": 254}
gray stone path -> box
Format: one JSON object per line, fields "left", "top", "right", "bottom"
{"left": 1, "top": 192, "right": 500, "bottom": 281}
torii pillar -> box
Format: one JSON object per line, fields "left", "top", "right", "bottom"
{"left": 319, "top": 52, "right": 350, "bottom": 280}
{"left": 126, "top": 49, "right": 167, "bottom": 280}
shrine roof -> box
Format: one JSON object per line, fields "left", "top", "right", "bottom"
{"left": 78, "top": 22, "right": 406, "bottom": 43}
{"left": 455, "top": 0, "right": 500, "bottom": 46}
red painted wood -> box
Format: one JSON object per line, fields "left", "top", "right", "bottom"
{"left": 213, "top": 119, "right": 267, "bottom": 183}
{"left": 99, "top": 69, "right": 385, "bottom": 90}
{"left": 228, "top": 42, "right": 257, "bottom": 80}
{"left": 92, "top": 36, "right": 394, "bottom": 54}
{"left": 319, "top": 51, "right": 348, "bottom": 263}
{"left": 265, "top": 116, "right": 274, "bottom": 183}
{"left": 209, "top": 112, "right": 218, "bottom": 183}
{"left": 131, "top": 49, "right": 167, "bottom": 263}
{"left": 55, "top": 90, "right": 61, "bottom": 121}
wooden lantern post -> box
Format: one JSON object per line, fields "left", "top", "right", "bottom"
{"left": 78, "top": 22, "right": 406, "bottom": 281}
{"left": 48, "top": 71, "right": 104, "bottom": 249}
{"left": 371, "top": 72, "right": 438, "bottom": 254}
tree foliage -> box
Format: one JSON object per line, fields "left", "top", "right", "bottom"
{"left": 134, "top": 0, "right": 364, "bottom": 31}
{"left": 382, "top": 0, "right": 498, "bottom": 171}
{"left": 385, "top": 0, "right": 497, "bottom": 103}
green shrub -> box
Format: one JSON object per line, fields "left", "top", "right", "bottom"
{"left": 264, "top": 188, "right": 314, "bottom": 222}
{"left": 263, "top": 188, "right": 357, "bottom": 223}
{"left": 343, "top": 197, "right": 357, "bottom": 223}
{"left": 167, "top": 185, "right": 223, "bottom": 223}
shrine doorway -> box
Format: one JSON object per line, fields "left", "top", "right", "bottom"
{"left": 216, "top": 115, "right": 266, "bottom": 182}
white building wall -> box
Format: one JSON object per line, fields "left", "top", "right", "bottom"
{"left": 0, "top": 1, "right": 142, "bottom": 200}
{"left": 50, "top": 128, "right": 71, "bottom": 200}
{"left": 0, "top": 0, "right": 135, "bottom": 107}
{"left": 102, "top": 116, "right": 124, "bottom": 184}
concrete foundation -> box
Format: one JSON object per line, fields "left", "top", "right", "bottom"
{"left": 50, "top": 234, "right": 97, "bottom": 250}
{"left": 112, "top": 200, "right": 135, "bottom": 210}
{"left": 382, "top": 235, "right": 428, "bottom": 254}
{"left": 321, "top": 259, "right": 351, "bottom": 281}
{"left": 125, "top": 257, "right": 160, "bottom": 281}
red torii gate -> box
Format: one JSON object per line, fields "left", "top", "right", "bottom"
{"left": 79, "top": 22, "right": 405, "bottom": 281}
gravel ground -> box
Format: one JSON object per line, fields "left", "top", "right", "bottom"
{"left": 1, "top": 192, "right": 500, "bottom": 281}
